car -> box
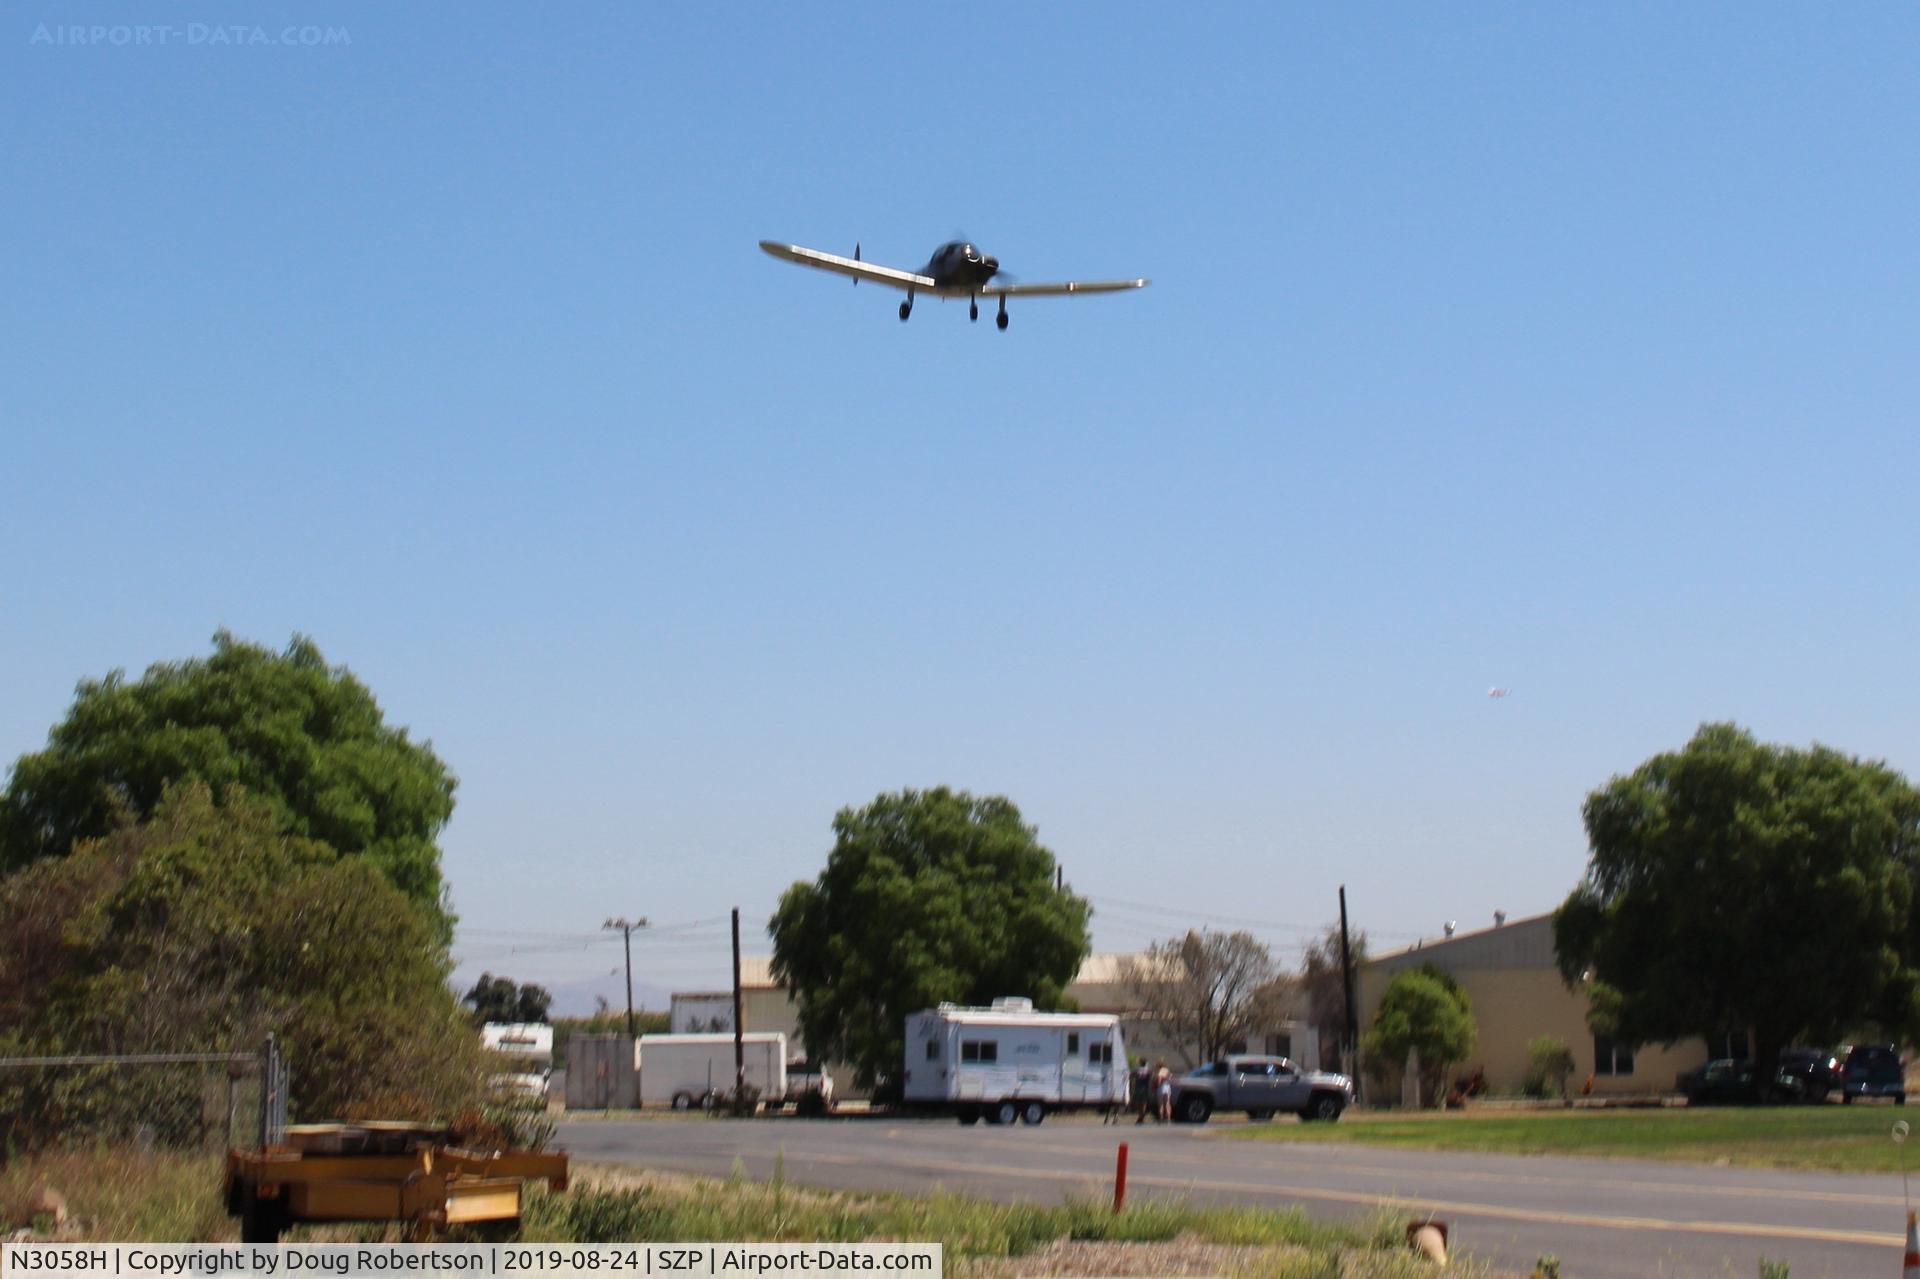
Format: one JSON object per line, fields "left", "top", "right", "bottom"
{"left": 1776, "top": 1048, "right": 1843, "bottom": 1104}
{"left": 1171, "top": 1055, "right": 1355, "bottom": 1123}
{"left": 783, "top": 1060, "right": 835, "bottom": 1115}
{"left": 1842, "top": 1044, "right": 1906, "bottom": 1105}
{"left": 1679, "top": 1058, "right": 1760, "bottom": 1105}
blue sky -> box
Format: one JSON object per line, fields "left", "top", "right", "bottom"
{"left": 6, "top": 4, "right": 1918, "bottom": 1011}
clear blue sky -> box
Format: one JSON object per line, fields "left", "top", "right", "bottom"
{"left": 6, "top": 4, "right": 1918, "bottom": 1012}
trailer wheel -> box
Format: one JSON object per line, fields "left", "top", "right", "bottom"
{"left": 990, "top": 1100, "right": 1019, "bottom": 1126}
{"left": 237, "top": 1186, "right": 285, "bottom": 1244}
{"left": 1019, "top": 1101, "right": 1045, "bottom": 1125}
{"left": 956, "top": 1105, "right": 980, "bottom": 1125}
{"left": 671, "top": 1091, "right": 695, "bottom": 1111}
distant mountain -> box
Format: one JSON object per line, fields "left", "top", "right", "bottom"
{"left": 541, "top": 972, "right": 676, "bottom": 1018}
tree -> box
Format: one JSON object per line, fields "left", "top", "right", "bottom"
{"left": 0, "top": 632, "right": 457, "bottom": 933}
{"left": 1120, "top": 930, "right": 1287, "bottom": 1067}
{"left": 463, "top": 973, "right": 554, "bottom": 1025}
{"left": 770, "top": 787, "right": 1090, "bottom": 1089}
{"left": 1553, "top": 723, "right": 1920, "bottom": 1093}
{"left": 0, "top": 782, "right": 484, "bottom": 1146}
{"left": 1301, "top": 923, "right": 1368, "bottom": 1074}
{"left": 1361, "top": 965, "right": 1475, "bottom": 1108}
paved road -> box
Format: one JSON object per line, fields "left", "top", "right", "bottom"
{"left": 556, "top": 1113, "right": 1909, "bottom": 1279}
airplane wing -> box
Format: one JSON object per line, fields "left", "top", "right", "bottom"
{"left": 759, "top": 241, "right": 935, "bottom": 293}
{"left": 980, "top": 278, "right": 1150, "bottom": 297}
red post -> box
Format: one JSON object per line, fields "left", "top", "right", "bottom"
{"left": 1113, "top": 1142, "right": 1129, "bottom": 1213}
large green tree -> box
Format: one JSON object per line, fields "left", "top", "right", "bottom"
{"left": 770, "top": 787, "right": 1091, "bottom": 1089}
{"left": 0, "top": 632, "right": 456, "bottom": 931}
{"left": 1361, "top": 965, "right": 1476, "bottom": 1108}
{"left": 1554, "top": 722, "right": 1920, "bottom": 1089}
{"left": 0, "top": 782, "right": 484, "bottom": 1146}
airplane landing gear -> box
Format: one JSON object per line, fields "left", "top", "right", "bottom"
{"left": 995, "top": 297, "right": 1009, "bottom": 331}
{"left": 969, "top": 297, "right": 978, "bottom": 322}
{"left": 899, "top": 299, "right": 912, "bottom": 321}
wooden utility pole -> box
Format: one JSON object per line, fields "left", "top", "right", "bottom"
{"left": 731, "top": 907, "right": 746, "bottom": 1105}
{"left": 1338, "top": 886, "right": 1359, "bottom": 1097}
{"left": 603, "top": 916, "right": 648, "bottom": 1039}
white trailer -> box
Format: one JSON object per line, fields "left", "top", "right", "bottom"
{"left": 637, "top": 1032, "right": 787, "bottom": 1110}
{"left": 902, "top": 997, "right": 1129, "bottom": 1125}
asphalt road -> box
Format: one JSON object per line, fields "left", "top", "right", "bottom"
{"left": 555, "top": 1112, "right": 1910, "bottom": 1279}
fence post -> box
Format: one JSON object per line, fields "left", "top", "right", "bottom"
{"left": 257, "top": 1034, "right": 287, "bottom": 1149}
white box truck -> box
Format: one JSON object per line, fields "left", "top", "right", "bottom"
{"left": 637, "top": 1032, "right": 787, "bottom": 1110}
{"left": 903, "top": 997, "right": 1129, "bottom": 1125}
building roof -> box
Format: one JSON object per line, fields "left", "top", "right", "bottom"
{"left": 1364, "top": 910, "right": 1556, "bottom": 974}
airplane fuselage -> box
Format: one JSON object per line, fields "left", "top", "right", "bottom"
{"left": 919, "top": 241, "right": 1000, "bottom": 295}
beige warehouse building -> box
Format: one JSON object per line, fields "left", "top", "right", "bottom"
{"left": 1358, "top": 911, "right": 1710, "bottom": 1098}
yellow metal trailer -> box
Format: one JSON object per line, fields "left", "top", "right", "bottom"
{"left": 225, "top": 1122, "right": 568, "bottom": 1242}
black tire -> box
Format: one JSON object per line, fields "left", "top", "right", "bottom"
{"left": 1807, "top": 1083, "right": 1829, "bottom": 1105}
{"left": 1844, "top": 1091, "right": 1855, "bottom": 1105}
{"left": 1177, "top": 1093, "right": 1213, "bottom": 1124}
{"left": 1303, "top": 1092, "right": 1344, "bottom": 1123}
{"left": 995, "top": 311, "right": 1008, "bottom": 331}
{"left": 969, "top": 300, "right": 979, "bottom": 321}
{"left": 1020, "top": 1101, "right": 1045, "bottom": 1125}
{"left": 1899, "top": 1094, "right": 1908, "bottom": 1106}
{"left": 671, "top": 1092, "right": 694, "bottom": 1111}
{"left": 991, "top": 1100, "right": 1018, "bottom": 1126}
{"left": 956, "top": 1105, "right": 980, "bottom": 1125}
{"left": 899, "top": 301, "right": 911, "bottom": 321}
{"left": 238, "top": 1187, "right": 285, "bottom": 1244}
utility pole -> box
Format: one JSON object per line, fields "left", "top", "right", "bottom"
{"left": 1338, "top": 886, "right": 1359, "bottom": 1098}
{"left": 731, "top": 907, "right": 745, "bottom": 1106}
{"left": 603, "top": 916, "right": 648, "bottom": 1039}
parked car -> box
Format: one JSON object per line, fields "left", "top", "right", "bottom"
{"left": 1776, "top": 1048, "right": 1843, "bottom": 1104}
{"left": 1172, "top": 1055, "right": 1354, "bottom": 1123}
{"left": 783, "top": 1060, "right": 835, "bottom": 1115}
{"left": 1842, "top": 1044, "right": 1906, "bottom": 1105}
{"left": 1679, "top": 1058, "right": 1759, "bottom": 1105}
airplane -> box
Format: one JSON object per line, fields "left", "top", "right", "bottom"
{"left": 758, "top": 239, "right": 1148, "bottom": 329}
{"left": 1488, "top": 687, "right": 1512, "bottom": 698}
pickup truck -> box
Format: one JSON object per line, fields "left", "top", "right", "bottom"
{"left": 1173, "top": 1054, "right": 1354, "bottom": 1123}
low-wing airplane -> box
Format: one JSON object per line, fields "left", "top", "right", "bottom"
{"left": 758, "top": 239, "right": 1148, "bottom": 329}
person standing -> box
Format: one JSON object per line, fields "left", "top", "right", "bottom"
{"left": 1155, "top": 1061, "right": 1173, "bottom": 1123}
{"left": 1132, "top": 1060, "right": 1152, "bottom": 1124}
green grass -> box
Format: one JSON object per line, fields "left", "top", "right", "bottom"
{"left": 0, "top": 1148, "right": 230, "bottom": 1241}
{"left": 525, "top": 1162, "right": 1375, "bottom": 1253}
{"left": 1226, "top": 1103, "right": 1920, "bottom": 1171}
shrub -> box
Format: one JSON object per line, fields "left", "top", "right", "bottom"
{"left": 1524, "top": 1035, "right": 1577, "bottom": 1101}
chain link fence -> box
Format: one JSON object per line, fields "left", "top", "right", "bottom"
{"left": 0, "top": 1036, "right": 288, "bottom": 1152}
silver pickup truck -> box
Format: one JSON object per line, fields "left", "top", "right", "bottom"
{"left": 1173, "top": 1054, "right": 1354, "bottom": 1123}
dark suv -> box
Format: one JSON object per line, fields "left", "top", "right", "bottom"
{"left": 1841, "top": 1044, "right": 1906, "bottom": 1105}
{"left": 1777, "top": 1048, "right": 1843, "bottom": 1104}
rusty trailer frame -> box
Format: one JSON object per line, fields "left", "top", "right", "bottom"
{"left": 226, "top": 1123, "right": 568, "bottom": 1242}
